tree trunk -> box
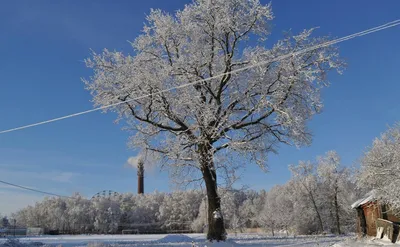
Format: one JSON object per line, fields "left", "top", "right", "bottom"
{"left": 334, "top": 187, "right": 341, "bottom": 234}
{"left": 307, "top": 189, "right": 324, "bottom": 233}
{"left": 200, "top": 143, "right": 226, "bottom": 241}
{"left": 381, "top": 204, "right": 388, "bottom": 220}
{"left": 302, "top": 183, "right": 324, "bottom": 233}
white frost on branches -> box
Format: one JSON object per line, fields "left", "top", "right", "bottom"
{"left": 289, "top": 151, "right": 357, "bottom": 234}
{"left": 84, "top": 0, "right": 343, "bottom": 182}
{"left": 358, "top": 123, "right": 400, "bottom": 213}
{"left": 11, "top": 165, "right": 358, "bottom": 235}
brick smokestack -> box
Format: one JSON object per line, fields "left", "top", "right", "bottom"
{"left": 137, "top": 158, "right": 144, "bottom": 194}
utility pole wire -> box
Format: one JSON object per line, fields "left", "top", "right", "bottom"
{"left": 0, "top": 19, "right": 398, "bottom": 135}
{"left": 0, "top": 179, "right": 73, "bottom": 199}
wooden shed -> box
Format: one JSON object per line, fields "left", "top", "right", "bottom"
{"left": 352, "top": 191, "right": 400, "bottom": 243}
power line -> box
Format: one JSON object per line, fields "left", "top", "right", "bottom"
{"left": 0, "top": 179, "right": 73, "bottom": 199}
{"left": 0, "top": 19, "right": 399, "bottom": 135}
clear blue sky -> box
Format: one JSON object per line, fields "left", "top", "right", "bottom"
{"left": 0, "top": 0, "right": 399, "bottom": 215}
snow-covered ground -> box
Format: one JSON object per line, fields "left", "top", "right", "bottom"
{"left": 0, "top": 233, "right": 398, "bottom": 247}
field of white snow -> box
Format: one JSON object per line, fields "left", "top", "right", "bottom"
{"left": 1, "top": 233, "right": 398, "bottom": 247}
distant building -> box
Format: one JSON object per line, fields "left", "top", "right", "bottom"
{"left": 0, "top": 228, "right": 27, "bottom": 236}
{"left": 0, "top": 228, "right": 6, "bottom": 237}
{"left": 352, "top": 191, "right": 400, "bottom": 243}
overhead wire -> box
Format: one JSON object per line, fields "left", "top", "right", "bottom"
{"left": 0, "top": 19, "right": 398, "bottom": 135}
{"left": 0, "top": 179, "right": 74, "bottom": 199}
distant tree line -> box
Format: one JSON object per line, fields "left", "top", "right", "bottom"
{"left": 9, "top": 150, "right": 365, "bottom": 235}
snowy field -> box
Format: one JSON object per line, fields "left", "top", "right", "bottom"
{"left": 1, "top": 233, "right": 397, "bottom": 247}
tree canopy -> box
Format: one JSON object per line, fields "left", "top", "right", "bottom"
{"left": 84, "top": 0, "right": 343, "bottom": 240}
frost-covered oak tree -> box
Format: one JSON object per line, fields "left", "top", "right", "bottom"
{"left": 84, "top": 0, "right": 343, "bottom": 240}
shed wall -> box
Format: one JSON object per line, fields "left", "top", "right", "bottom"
{"left": 362, "top": 201, "right": 381, "bottom": 236}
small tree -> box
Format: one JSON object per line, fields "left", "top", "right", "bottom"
{"left": 289, "top": 161, "right": 324, "bottom": 233}
{"left": 317, "top": 150, "right": 351, "bottom": 234}
{"left": 271, "top": 185, "right": 294, "bottom": 236}
{"left": 230, "top": 213, "right": 243, "bottom": 236}
{"left": 84, "top": 0, "right": 342, "bottom": 240}
{"left": 260, "top": 196, "right": 277, "bottom": 236}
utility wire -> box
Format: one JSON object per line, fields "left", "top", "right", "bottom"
{"left": 0, "top": 179, "right": 73, "bottom": 199}
{"left": 0, "top": 19, "right": 399, "bottom": 135}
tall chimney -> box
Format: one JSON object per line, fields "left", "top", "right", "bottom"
{"left": 137, "top": 158, "right": 144, "bottom": 194}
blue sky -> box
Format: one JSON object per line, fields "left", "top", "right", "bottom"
{"left": 0, "top": 0, "right": 399, "bottom": 215}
